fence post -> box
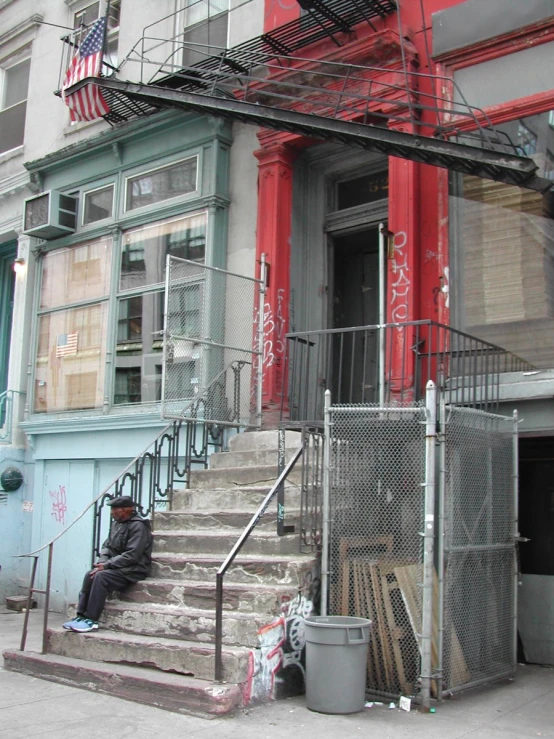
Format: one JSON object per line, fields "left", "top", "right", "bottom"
{"left": 421, "top": 380, "right": 437, "bottom": 710}
{"left": 512, "top": 409, "right": 519, "bottom": 669}
{"left": 436, "top": 395, "right": 446, "bottom": 700}
{"left": 320, "top": 389, "right": 332, "bottom": 616}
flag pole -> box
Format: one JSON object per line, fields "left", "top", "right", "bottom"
{"left": 99, "top": 0, "right": 111, "bottom": 75}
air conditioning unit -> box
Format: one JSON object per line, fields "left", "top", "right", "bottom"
{"left": 23, "top": 190, "right": 77, "bottom": 240}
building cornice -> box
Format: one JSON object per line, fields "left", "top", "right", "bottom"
{"left": 0, "top": 13, "right": 43, "bottom": 53}
{"left": 25, "top": 111, "right": 233, "bottom": 177}
{"left": 0, "top": 170, "right": 32, "bottom": 201}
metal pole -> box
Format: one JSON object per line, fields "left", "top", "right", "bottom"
{"left": 436, "top": 396, "right": 446, "bottom": 700}
{"left": 42, "top": 543, "right": 54, "bottom": 655}
{"left": 378, "top": 224, "right": 386, "bottom": 408}
{"left": 512, "top": 409, "right": 519, "bottom": 669}
{"left": 20, "top": 557, "right": 38, "bottom": 652}
{"left": 215, "top": 572, "right": 223, "bottom": 681}
{"left": 256, "top": 253, "right": 267, "bottom": 430}
{"left": 277, "top": 426, "right": 285, "bottom": 536}
{"left": 421, "top": 380, "right": 437, "bottom": 711}
{"left": 321, "top": 389, "right": 332, "bottom": 616}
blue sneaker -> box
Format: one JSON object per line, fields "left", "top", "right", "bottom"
{"left": 70, "top": 618, "right": 99, "bottom": 633}
{"left": 63, "top": 617, "right": 83, "bottom": 630}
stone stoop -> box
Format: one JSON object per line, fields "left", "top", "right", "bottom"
{"left": 3, "top": 430, "right": 318, "bottom": 718}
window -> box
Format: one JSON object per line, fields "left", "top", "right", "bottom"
{"left": 180, "top": 0, "right": 229, "bottom": 67}
{"left": 120, "top": 213, "right": 207, "bottom": 290}
{"left": 517, "top": 121, "right": 538, "bottom": 157}
{"left": 115, "top": 213, "right": 206, "bottom": 405}
{"left": 450, "top": 109, "right": 554, "bottom": 368}
{"left": 337, "top": 171, "right": 388, "bottom": 210}
{"left": 0, "top": 58, "right": 31, "bottom": 155}
{"left": 125, "top": 157, "right": 198, "bottom": 211}
{"left": 34, "top": 236, "right": 112, "bottom": 413}
{"left": 72, "top": 1, "right": 120, "bottom": 72}
{"left": 83, "top": 184, "right": 114, "bottom": 224}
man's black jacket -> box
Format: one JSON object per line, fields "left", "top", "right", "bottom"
{"left": 98, "top": 512, "right": 152, "bottom": 581}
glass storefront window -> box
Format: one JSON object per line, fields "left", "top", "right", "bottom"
{"left": 450, "top": 109, "right": 554, "bottom": 368}
{"left": 125, "top": 157, "right": 198, "bottom": 211}
{"left": 34, "top": 302, "right": 108, "bottom": 412}
{"left": 40, "top": 237, "right": 112, "bottom": 309}
{"left": 120, "top": 212, "right": 207, "bottom": 291}
{"left": 114, "top": 292, "right": 164, "bottom": 405}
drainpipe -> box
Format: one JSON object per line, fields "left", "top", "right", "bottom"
{"left": 378, "top": 224, "right": 387, "bottom": 407}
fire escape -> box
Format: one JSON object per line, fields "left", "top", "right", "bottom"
{"left": 58, "top": 0, "right": 554, "bottom": 192}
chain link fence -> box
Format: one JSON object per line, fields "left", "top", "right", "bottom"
{"left": 328, "top": 404, "right": 427, "bottom": 698}
{"left": 324, "top": 400, "right": 517, "bottom": 703}
{"left": 162, "top": 256, "right": 263, "bottom": 427}
{"left": 441, "top": 406, "right": 517, "bottom": 695}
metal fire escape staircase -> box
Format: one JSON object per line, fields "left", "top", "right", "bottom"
{"left": 59, "top": 0, "right": 554, "bottom": 193}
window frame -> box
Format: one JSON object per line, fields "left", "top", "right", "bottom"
{"left": 0, "top": 56, "right": 31, "bottom": 156}
{"left": 436, "top": 30, "right": 554, "bottom": 355}
{"left": 82, "top": 182, "right": 116, "bottom": 226}
{"left": 122, "top": 154, "right": 201, "bottom": 215}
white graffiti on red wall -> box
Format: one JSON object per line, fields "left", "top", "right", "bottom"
{"left": 50, "top": 485, "right": 67, "bottom": 525}
{"left": 243, "top": 572, "right": 320, "bottom": 703}
{"left": 390, "top": 231, "right": 411, "bottom": 323}
{"left": 255, "top": 288, "right": 286, "bottom": 370}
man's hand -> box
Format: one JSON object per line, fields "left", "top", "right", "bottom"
{"left": 90, "top": 563, "right": 105, "bottom": 578}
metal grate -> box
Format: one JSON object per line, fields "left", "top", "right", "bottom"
{"left": 441, "top": 406, "right": 517, "bottom": 694}
{"left": 162, "top": 256, "right": 264, "bottom": 427}
{"left": 328, "top": 404, "right": 427, "bottom": 697}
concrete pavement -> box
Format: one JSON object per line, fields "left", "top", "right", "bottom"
{"left": 1, "top": 608, "right": 553, "bottom": 739}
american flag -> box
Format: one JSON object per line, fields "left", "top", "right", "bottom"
{"left": 62, "top": 16, "right": 110, "bottom": 123}
{"left": 56, "top": 333, "right": 79, "bottom": 357}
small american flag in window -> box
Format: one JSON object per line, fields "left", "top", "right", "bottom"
{"left": 56, "top": 333, "right": 79, "bottom": 357}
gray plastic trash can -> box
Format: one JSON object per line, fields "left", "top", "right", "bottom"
{"left": 304, "top": 616, "right": 372, "bottom": 714}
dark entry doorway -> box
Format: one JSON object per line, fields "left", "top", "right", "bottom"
{"left": 329, "top": 226, "right": 381, "bottom": 404}
{"left": 518, "top": 436, "right": 554, "bottom": 665}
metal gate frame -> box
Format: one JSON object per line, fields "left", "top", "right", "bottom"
{"left": 321, "top": 386, "right": 519, "bottom": 709}
{"left": 162, "top": 254, "right": 266, "bottom": 428}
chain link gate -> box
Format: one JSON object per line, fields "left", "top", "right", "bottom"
{"left": 322, "top": 393, "right": 518, "bottom": 706}
{"left": 162, "top": 255, "right": 265, "bottom": 427}
{"left": 439, "top": 405, "right": 518, "bottom": 696}
{"left": 325, "top": 402, "right": 429, "bottom": 700}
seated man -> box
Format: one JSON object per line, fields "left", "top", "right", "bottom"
{"left": 63, "top": 495, "right": 153, "bottom": 633}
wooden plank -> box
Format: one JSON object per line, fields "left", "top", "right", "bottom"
{"left": 353, "top": 562, "right": 375, "bottom": 687}
{"left": 341, "top": 559, "right": 350, "bottom": 615}
{"left": 381, "top": 574, "right": 408, "bottom": 693}
{"left": 362, "top": 563, "right": 384, "bottom": 691}
{"left": 393, "top": 564, "right": 471, "bottom": 694}
{"left": 370, "top": 565, "right": 394, "bottom": 687}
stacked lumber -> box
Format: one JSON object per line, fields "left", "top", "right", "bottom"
{"left": 335, "top": 555, "right": 470, "bottom": 696}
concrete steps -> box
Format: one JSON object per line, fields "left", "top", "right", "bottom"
{"left": 3, "top": 651, "right": 242, "bottom": 718}
{"left": 45, "top": 628, "right": 250, "bottom": 682}
{"left": 4, "top": 429, "right": 316, "bottom": 717}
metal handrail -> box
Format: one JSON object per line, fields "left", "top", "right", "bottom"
{"left": 214, "top": 442, "right": 304, "bottom": 681}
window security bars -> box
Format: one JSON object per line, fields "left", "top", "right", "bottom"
{"left": 282, "top": 320, "right": 534, "bottom": 425}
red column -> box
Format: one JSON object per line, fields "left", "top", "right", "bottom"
{"left": 387, "top": 122, "right": 419, "bottom": 402}
{"left": 254, "top": 143, "right": 298, "bottom": 427}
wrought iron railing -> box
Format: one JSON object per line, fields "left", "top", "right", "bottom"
{"left": 0, "top": 389, "right": 25, "bottom": 444}
{"left": 282, "top": 320, "right": 535, "bottom": 424}
{"left": 17, "top": 416, "right": 228, "bottom": 655}
{"left": 277, "top": 426, "right": 324, "bottom": 550}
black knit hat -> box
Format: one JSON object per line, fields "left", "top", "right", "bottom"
{"left": 107, "top": 495, "right": 135, "bottom": 508}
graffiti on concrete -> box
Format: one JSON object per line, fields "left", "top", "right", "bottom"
{"left": 243, "top": 570, "right": 321, "bottom": 703}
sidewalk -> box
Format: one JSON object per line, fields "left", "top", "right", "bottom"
{"left": 1, "top": 608, "right": 553, "bottom": 739}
